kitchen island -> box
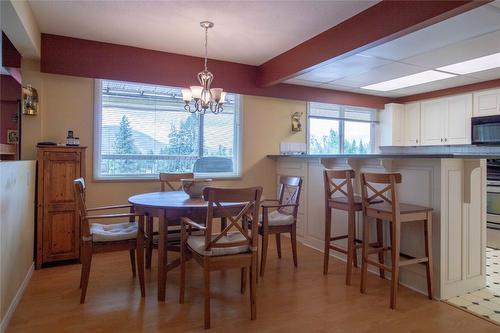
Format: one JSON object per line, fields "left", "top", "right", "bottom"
{"left": 268, "top": 154, "right": 489, "bottom": 300}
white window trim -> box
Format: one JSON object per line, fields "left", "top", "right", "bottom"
{"left": 93, "top": 79, "right": 243, "bottom": 181}
{"left": 306, "top": 102, "right": 377, "bottom": 154}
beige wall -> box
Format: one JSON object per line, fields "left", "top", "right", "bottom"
{"left": 21, "top": 61, "right": 307, "bottom": 207}
{"left": 0, "top": 160, "right": 36, "bottom": 328}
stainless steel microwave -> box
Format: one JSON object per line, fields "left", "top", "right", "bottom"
{"left": 472, "top": 115, "right": 500, "bottom": 145}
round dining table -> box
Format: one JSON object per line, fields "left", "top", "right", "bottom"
{"left": 128, "top": 191, "right": 246, "bottom": 301}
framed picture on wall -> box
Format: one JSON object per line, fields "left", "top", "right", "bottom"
{"left": 7, "top": 130, "right": 19, "bottom": 144}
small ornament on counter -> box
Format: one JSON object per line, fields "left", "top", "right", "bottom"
{"left": 66, "top": 130, "right": 74, "bottom": 145}
{"left": 66, "top": 130, "right": 80, "bottom": 146}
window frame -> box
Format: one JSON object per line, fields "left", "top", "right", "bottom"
{"left": 93, "top": 79, "right": 243, "bottom": 181}
{"left": 306, "top": 102, "right": 377, "bottom": 155}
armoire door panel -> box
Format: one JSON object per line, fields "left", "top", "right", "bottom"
{"left": 43, "top": 210, "right": 79, "bottom": 261}
{"left": 46, "top": 160, "right": 79, "bottom": 204}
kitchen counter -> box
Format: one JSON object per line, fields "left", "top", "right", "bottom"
{"left": 273, "top": 154, "right": 487, "bottom": 300}
{"left": 268, "top": 153, "right": 500, "bottom": 159}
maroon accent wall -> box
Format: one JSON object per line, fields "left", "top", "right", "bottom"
{"left": 392, "top": 79, "right": 500, "bottom": 103}
{"left": 1, "top": 75, "right": 21, "bottom": 148}
{"left": 2, "top": 32, "right": 22, "bottom": 84}
{"left": 40, "top": 34, "right": 390, "bottom": 109}
{"left": 2, "top": 32, "right": 21, "bottom": 68}
{"left": 257, "top": 0, "right": 489, "bottom": 87}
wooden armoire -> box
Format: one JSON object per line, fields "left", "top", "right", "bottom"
{"left": 36, "top": 145, "right": 86, "bottom": 269}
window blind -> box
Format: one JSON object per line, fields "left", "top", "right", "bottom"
{"left": 309, "top": 102, "right": 377, "bottom": 122}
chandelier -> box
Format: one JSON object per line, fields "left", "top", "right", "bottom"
{"left": 182, "top": 21, "right": 225, "bottom": 114}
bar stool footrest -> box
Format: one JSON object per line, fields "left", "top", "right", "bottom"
{"left": 399, "top": 257, "right": 429, "bottom": 266}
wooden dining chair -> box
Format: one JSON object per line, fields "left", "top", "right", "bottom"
{"left": 258, "top": 175, "right": 302, "bottom": 277}
{"left": 159, "top": 172, "right": 194, "bottom": 191}
{"left": 360, "top": 172, "right": 433, "bottom": 309}
{"left": 74, "top": 178, "right": 146, "bottom": 303}
{"left": 145, "top": 172, "right": 194, "bottom": 268}
{"left": 179, "top": 186, "right": 262, "bottom": 329}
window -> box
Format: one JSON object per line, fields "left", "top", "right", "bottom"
{"left": 308, "top": 102, "right": 376, "bottom": 154}
{"left": 94, "top": 79, "right": 241, "bottom": 180}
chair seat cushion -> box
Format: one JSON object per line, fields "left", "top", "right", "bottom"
{"left": 91, "top": 222, "right": 137, "bottom": 242}
{"left": 187, "top": 232, "right": 249, "bottom": 257}
{"left": 260, "top": 210, "right": 294, "bottom": 226}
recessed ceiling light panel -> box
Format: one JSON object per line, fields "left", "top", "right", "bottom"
{"left": 361, "top": 70, "right": 455, "bottom": 91}
{"left": 437, "top": 52, "right": 500, "bottom": 75}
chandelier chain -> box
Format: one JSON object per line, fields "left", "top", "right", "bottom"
{"left": 204, "top": 25, "right": 208, "bottom": 71}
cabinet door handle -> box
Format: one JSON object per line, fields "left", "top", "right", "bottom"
{"left": 445, "top": 138, "right": 447, "bottom": 142}
{"left": 416, "top": 139, "right": 418, "bottom": 143}
{"left": 441, "top": 138, "right": 443, "bottom": 142}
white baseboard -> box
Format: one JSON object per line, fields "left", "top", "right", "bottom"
{"left": 0, "top": 263, "right": 34, "bottom": 333}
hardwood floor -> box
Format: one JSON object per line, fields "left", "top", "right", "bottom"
{"left": 7, "top": 241, "right": 499, "bottom": 332}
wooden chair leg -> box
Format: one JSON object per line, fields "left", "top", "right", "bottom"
{"left": 146, "top": 216, "right": 153, "bottom": 269}
{"left": 250, "top": 254, "right": 257, "bottom": 320}
{"left": 79, "top": 260, "right": 85, "bottom": 288}
{"left": 80, "top": 244, "right": 92, "bottom": 304}
{"left": 276, "top": 233, "right": 282, "bottom": 259}
{"left": 360, "top": 215, "right": 369, "bottom": 294}
{"left": 179, "top": 227, "right": 187, "bottom": 304}
{"left": 260, "top": 231, "right": 269, "bottom": 277}
{"left": 390, "top": 220, "right": 401, "bottom": 309}
{"left": 129, "top": 249, "right": 136, "bottom": 278}
{"left": 136, "top": 216, "right": 145, "bottom": 297}
{"left": 291, "top": 227, "right": 298, "bottom": 268}
{"left": 353, "top": 214, "right": 358, "bottom": 268}
{"left": 424, "top": 212, "right": 433, "bottom": 300}
{"left": 240, "top": 267, "right": 247, "bottom": 294}
{"left": 376, "top": 218, "right": 385, "bottom": 279}
{"left": 346, "top": 211, "right": 355, "bottom": 285}
{"left": 203, "top": 264, "right": 211, "bottom": 329}
{"left": 323, "top": 207, "right": 331, "bottom": 275}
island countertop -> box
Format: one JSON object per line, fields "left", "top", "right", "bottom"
{"left": 268, "top": 153, "right": 500, "bottom": 159}
{"left": 272, "top": 153, "right": 487, "bottom": 300}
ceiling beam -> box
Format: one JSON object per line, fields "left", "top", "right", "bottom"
{"left": 40, "top": 34, "right": 390, "bottom": 109}
{"left": 257, "top": 0, "right": 490, "bottom": 87}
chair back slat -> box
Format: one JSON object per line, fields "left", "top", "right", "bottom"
{"left": 159, "top": 172, "right": 194, "bottom": 191}
{"left": 73, "top": 178, "right": 91, "bottom": 238}
{"left": 361, "top": 172, "right": 401, "bottom": 214}
{"left": 277, "top": 176, "right": 303, "bottom": 216}
{"left": 324, "top": 169, "right": 356, "bottom": 206}
{"left": 202, "top": 187, "right": 262, "bottom": 253}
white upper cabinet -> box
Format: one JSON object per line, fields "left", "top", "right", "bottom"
{"left": 473, "top": 89, "right": 500, "bottom": 117}
{"left": 446, "top": 94, "right": 472, "bottom": 145}
{"left": 379, "top": 103, "right": 404, "bottom": 147}
{"left": 380, "top": 93, "right": 474, "bottom": 148}
{"left": 403, "top": 102, "right": 420, "bottom": 146}
{"left": 421, "top": 99, "right": 447, "bottom": 146}
{"left": 421, "top": 94, "right": 473, "bottom": 146}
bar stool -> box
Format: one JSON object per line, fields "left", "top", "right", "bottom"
{"left": 323, "top": 169, "right": 384, "bottom": 285}
{"left": 360, "top": 172, "right": 433, "bottom": 309}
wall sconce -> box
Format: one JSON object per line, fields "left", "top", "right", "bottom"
{"left": 22, "top": 84, "right": 39, "bottom": 116}
{"left": 291, "top": 112, "right": 303, "bottom": 132}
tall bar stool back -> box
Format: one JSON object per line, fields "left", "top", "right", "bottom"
{"left": 323, "top": 169, "right": 366, "bottom": 285}
{"left": 360, "top": 172, "right": 433, "bottom": 309}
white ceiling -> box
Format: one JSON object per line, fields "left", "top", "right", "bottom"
{"left": 285, "top": 2, "right": 500, "bottom": 97}
{"left": 27, "top": 0, "right": 377, "bottom": 66}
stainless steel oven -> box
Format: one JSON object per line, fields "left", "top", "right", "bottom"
{"left": 488, "top": 180, "right": 500, "bottom": 225}
{"left": 487, "top": 160, "right": 500, "bottom": 248}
